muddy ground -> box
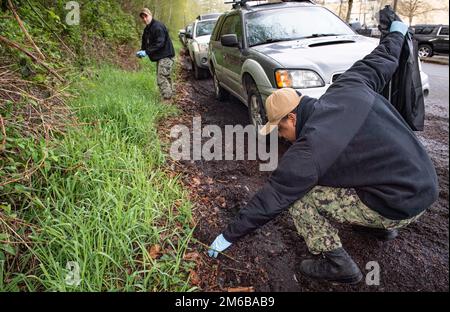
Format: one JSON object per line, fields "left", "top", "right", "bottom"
{"left": 161, "top": 51, "right": 449, "bottom": 292}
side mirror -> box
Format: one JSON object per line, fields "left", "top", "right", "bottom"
{"left": 221, "top": 34, "right": 239, "bottom": 47}
{"left": 186, "top": 33, "right": 192, "bottom": 39}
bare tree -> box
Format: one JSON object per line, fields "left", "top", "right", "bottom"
{"left": 397, "top": 0, "right": 444, "bottom": 25}
{"left": 346, "top": 0, "right": 354, "bottom": 22}
{"left": 393, "top": 0, "right": 398, "bottom": 12}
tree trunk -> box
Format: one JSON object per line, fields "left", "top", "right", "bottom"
{"left": 338, "top": 0, "right": 344, "bottom": 18}
{"left": 393, "top": 0, "right": 398, "bottom": 12}
{"left": 346, "top": 0, "right": 354, "bottom": 22}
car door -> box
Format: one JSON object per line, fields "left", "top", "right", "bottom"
{"left": 435, "top": 26, "right": 449, "bottom": 53}
{"left": 217, "top": 13, "right": 244, "bottom": 94}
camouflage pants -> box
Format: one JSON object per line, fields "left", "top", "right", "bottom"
{"left": 289, "top": 186, "right": 423, "bottom": 255}
{"left": 157, "top": 57, "right": 174, "bottom": 99}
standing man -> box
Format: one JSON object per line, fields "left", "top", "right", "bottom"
{"left": 137, "top": 8, "right": 175, "bottom": 102}
{"left": 207, "top": 20, "right": 438, "bottom": 284}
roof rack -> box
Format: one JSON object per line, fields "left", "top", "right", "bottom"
{"left": 196, "top": 13, "right": 222, "bottom": 21}
{"left": 224, "top": 0, "right": 314, "bottom": 10}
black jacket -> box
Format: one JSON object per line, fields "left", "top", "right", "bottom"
{"left": 141, "top": 19, "right": 175, "bottom": 62}
{"left": 223, "top": 31, "right": 438, "bottom": 243}
{"left": 379, "top": 5, "right": 425, "bottom": 131}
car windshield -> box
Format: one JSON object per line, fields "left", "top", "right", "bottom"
{"left": 196, "top": 20, "right": 217, "bottom": 37}
{"left": 246, "top": 6, "right": 354, "bottom": 47}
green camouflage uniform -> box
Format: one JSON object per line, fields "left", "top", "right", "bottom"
{"left": 157, "top": 57, "right": 174, "bottom": 99}
{"left": 289, "top": 186, "right": 423, "bottom": 254}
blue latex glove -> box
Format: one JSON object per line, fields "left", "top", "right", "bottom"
{"left": 207, "top": 234, "right": 232, "bottom": 258}
{"left": 136, "top": 50, "right": 147, "bottom": 58}
{"left": 390, "top": 21, "right": 408, "bottom": 36}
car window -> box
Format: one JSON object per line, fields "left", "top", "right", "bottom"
{"left": 246, "top": 6, "right": 355, "bottom": 47}
{"left": 415, "top": 26, "right": 434, "bottom": 35}
{"left": 196, "top": 19, "right": 217, "bottom": 37}
{"left": 439, "top": 26, "right": 449, "bottom": 35}
{"left": 220, "top": 14, "right": 243, "bottom": 43}
{"left": 211, "top": 16, "right": 224, "bottom": 41}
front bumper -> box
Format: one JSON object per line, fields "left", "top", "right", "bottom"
{"left": 194, "top": 51, "right": 210, "bottom": 69}
{"left": 259, "top": 84, "right": 331, "bottom": 102}
{"left": 259, "top": 73, "right": 430, "bottom": 102}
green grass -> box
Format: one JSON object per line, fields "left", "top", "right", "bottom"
{"left": 0, "top": 61, "right": 196, "bottom": 291}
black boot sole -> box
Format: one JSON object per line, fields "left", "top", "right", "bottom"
{"left": 328, "top": 271, "right": 363, "bottom": 284}
{"left": 299, "top": 270, "right": 363, "bottom": 285}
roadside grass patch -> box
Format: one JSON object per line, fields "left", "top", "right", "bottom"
{"left": 1, "top": 63, "right": 195, "bottom": 291}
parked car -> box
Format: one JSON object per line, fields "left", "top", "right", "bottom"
{"left": 411, "top": 24, "right": 449, "bottom": 57}
{"left": 180, "top": 23, "right": 193, "bottom": 49}
{"left": 208, "top": 0, "right": 430, "bottom": 128}
{"left": 178, "top": 28, "right": 186, "bottom": 46}
{"left": 187, "top": 15, "right": 220, "bottom": 79}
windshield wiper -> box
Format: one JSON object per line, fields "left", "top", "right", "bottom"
{"left": 251, "top": 37, "right": 299, "bottom": 47}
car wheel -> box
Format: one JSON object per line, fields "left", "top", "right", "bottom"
{"left": 212, "top": 70, "right": 228, "bottom": 101}
{"left": 192, "top": 59, "right": 207, "bottom": 80}
{"left": 418, "top": 44, "right": 433, "bottom": 58}
{"left": 247, "top": 82, "right": 267, "bottom": 130}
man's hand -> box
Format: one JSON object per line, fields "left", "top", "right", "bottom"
{"left": 389, "top": 21, "right": 408, "bottom": 36}
{"left": 136, "top": 50, "right": 147, "bottom": 58}
{"left": 207, "top": 234, "right": 232, "bottom": 258}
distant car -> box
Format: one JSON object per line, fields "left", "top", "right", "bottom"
{"left": 180, "top": 23, "right": 193, "bottom": 48}
{"left": 355, "top": 26, "right": 381, "bottom": 38}
{"left": 187, "top": 15, "right": 220, "bottom": 79}
{"left": 208, "top": 0, "right": 430, "bottom": 128}
{"left": 411, "top": 24, "right": 449, "bottom": 57}
{"left": 178, "top": 29, "right": 186, "bottom": 46}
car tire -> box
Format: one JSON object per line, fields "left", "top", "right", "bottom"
{"left": 212, "top": 69, "right": 228, "bottom": 101}
{"left": 192, "top": 59, "right": 207, "bottom": 80}
{"left": 418, "top": 44, "right": 433, "bottom": 58}
{"left": 247, "top": 81, "right": 267, "bottom": 130}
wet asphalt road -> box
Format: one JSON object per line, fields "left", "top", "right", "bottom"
{"left": 422, "top": 62, "right": 449, "bottom": 120}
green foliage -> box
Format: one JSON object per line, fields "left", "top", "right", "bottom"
{"left": 1, "top": 63, "right": 196, "bottom": 291}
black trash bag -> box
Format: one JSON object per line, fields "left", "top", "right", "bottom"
{"left": 378, "top": 5, "right": 425, "bottom": 131}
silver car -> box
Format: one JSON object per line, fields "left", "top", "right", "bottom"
{"left": 187, "top": 16, "right": 219, "bottom": 79}
{"left": 208, "top": 1, "right": 430, "bottom": 127}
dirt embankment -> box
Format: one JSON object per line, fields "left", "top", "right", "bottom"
{"left": 159, "top": 50, "right": 449, "bottom": 292}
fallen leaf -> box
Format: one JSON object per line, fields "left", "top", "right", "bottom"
{"left": 184, "top": 251, "right": 201, "bottom": 262}
{"left": 189, "top": 270, "right": 200, "bottom": 286}
{"left": 148, "top": 244, "right": 161, "bottom": 259}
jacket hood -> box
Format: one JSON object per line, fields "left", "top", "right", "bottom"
{"left": 252, "top": 35, "right": 378, "bottom": 83}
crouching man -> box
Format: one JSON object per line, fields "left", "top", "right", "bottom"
{"left": 136, "top": 8, "right": 175, "bottom": 102}
{"left": 207, "top": 21, "right": 438, "bottom": 284}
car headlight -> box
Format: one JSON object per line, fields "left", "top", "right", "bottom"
{"left": 275, "top": 69, "right": 325, "bottom": 89}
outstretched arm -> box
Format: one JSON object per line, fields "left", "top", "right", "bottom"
{"left": 222, "top": 138, "right": 318, "bottom": 243}
{"left": 325, "top": 22, "right": 408, "bottom": 94}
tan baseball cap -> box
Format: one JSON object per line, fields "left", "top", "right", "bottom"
{"left": 259, "top": 88, "right": 303, "bottom": 135}
{"left": 140, "top": 8, "right": 152, "bottom": 18}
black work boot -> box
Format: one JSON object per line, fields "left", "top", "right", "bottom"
{"left": 298, "top": 247, "right": 363, "bottom": 284}
{"left": 352, "top": 225, "right": 398, "bottom": 241}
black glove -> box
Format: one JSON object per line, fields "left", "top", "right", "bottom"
{"left": 377, "top": 5, "right": 403, "bottom": 36}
